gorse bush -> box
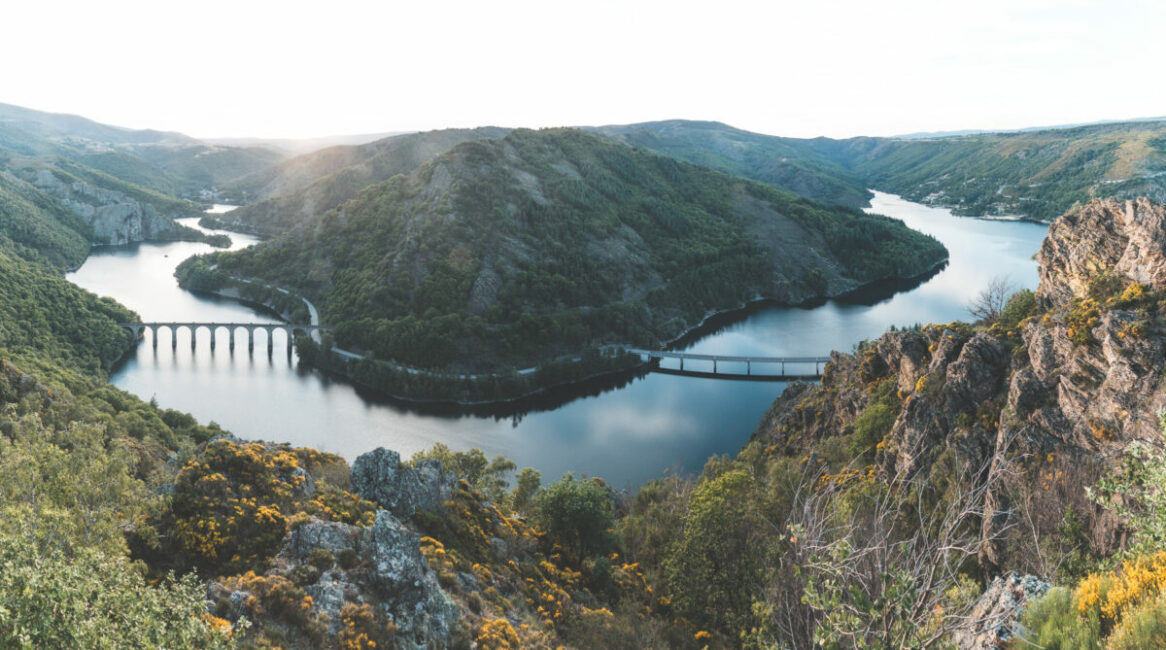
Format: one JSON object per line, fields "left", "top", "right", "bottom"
{"left": 158, "top": 439, "right": 376, "bottom": 576}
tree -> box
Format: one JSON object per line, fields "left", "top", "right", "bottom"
{"left": 967, "top": 275, "right": 1016, "bottom": 323}
{"left": 0, "top": 536, "right": 237, "bottom": 648}
{"left": 506, "top": 467, "right": 541, "bottom": 514}
{"left": 533, "top": 473, "right": 615, "bottom": 560}
{"left": 1089, "top": 409, "right": 1166, "bottom": 557}
{"left": 411, "top": 444, "right": 517, "bottom": 503}
{"left": 663, "top": 468, "right": 767, "bottom": 634}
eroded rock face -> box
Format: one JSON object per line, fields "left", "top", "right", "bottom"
{"left": 262, "top": 511, "right": 459, "bottom": 646}
{"left": 1038, "top": 197, "right": 1166, "bottom": 306}
{"left": 30, "top": 168, "right": 187, "bottom": 245}
{"left": 756, "top": 197, "right": 1166, "bottom": 575}
{"left": 279, "top": 519, "right": 357, "bottom": 563}
{"left": 952, "top": 573, "right": 1051, "bottom": 649}
{"left": 359, "top": 510, "right": 459, "bottom": 649}
{"left": 351, "top": 448, "right": 454, "bottom": 518}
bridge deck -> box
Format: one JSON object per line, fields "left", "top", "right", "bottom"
{"left": 120, "top": 322, "right": 327, "bottom": 328}
{"left": 625, "top": 348, "right": 830, "bottom": 380}
{"left": 625, "top": 348, "right": 829, "bottom": 364}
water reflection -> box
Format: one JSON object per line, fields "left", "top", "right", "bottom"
{"left": 67, "top": 194, "right": 1048, "bottom": 488}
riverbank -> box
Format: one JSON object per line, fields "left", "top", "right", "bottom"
{"left": 174, "top": 256, "right": 947, "bottom": 410}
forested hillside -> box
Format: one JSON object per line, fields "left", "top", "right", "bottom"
{"left": 210, "top": 127, "right": 510, "bottom": 235}
{"left": 591, "top": 119, "right": 1166, "bottom": 222}
{"left": 833, "top": 120, "right": 1166, "bottom": 221}
{"left": 180, "top": 128, "right": 946, "bottom": 387}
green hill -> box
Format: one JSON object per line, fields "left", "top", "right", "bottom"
{"left": 180, "top": 128, "right": 946, "bottom": 382}
{"left": 212, "top": 127, "right": 511, "bottom": 235}
{"left": 587, "top": 120, "right": 872, "bottom": 208}
{"left": 831, "top": 120, "right": 1166, "bottom": 220}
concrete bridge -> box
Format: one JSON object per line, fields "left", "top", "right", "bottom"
{"left": 119, "top": 322, "right": 330, "bottom": 354}
{"left": 626, "top": 348, "right": 830, "bottom": 381}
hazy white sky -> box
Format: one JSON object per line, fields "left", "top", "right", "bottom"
{"left": 5, "top": 0, "right": 1166, "bottom": 140}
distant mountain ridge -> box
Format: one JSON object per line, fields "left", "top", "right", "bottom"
{"left": 585, "top": 119, "right": 873, "bottom": 208}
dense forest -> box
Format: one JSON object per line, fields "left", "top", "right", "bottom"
{"left": 179, "top": 128, "right": 946, "bottom": 396}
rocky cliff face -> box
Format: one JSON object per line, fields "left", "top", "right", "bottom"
{"left": 755, "top": 197, "right": 1166, "bottom": 575}
{"left": 208, "top": 447, "right": 461, "bottom": 648}
{"left": 30, "top": 168, "right": 196, "bottom": 245}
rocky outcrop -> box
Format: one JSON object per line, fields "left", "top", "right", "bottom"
{"left": 952, "top": 573, "right": 1051, "bottom": 649}
{"left": 360, "top": 511, "right": 459, "bottom": 648}
{"left": 756, "top": 197, "right": 1166, "bottom": 575}
{"left": 351, "top": 448, "right": 454, "bottom": 518}
{"left": 1037, "top": 198, "right": 1166, "bottom": 306}
{"left": 259, "top": 510, "right": 459, "bottom": 647}
{"left": 30, "top": 168, "right": 196, "bottom": 245}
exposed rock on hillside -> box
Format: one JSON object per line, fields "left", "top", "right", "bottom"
{"left": 351, "top": 447, "right": 455, "bottom": 518}
{"left": 30, "top": 168, "right": 197, "bottom": 245}
{"left": 1037, "top": 197, "right": 1166, "bottom": 306}
{"left": 952, "top": 573, "right": 1051, "bottom": 649}
{"left": 755, "top": 197, "right": 1166, "bottom": 575}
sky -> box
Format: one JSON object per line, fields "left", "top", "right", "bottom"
{"left": 5, "top": 0, "right": 1166, "bottom": 140}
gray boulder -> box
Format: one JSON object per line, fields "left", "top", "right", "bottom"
{"left": 351, "top": 448, "right": 453, "bottom": 518}
{"left": 359, "top": 510, "right": 459, "bottom": 649}
{"left": 953, "top": 573, "right": 1051, "bottom": 649}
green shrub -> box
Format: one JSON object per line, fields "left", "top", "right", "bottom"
{"left": 533, "top": 473, "right": 616, "bottom": 560}
{"left": 1011, "top": 587, "right": 1100, "bottom": 649}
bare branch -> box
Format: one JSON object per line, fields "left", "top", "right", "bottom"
{"left": 968, "top": 275, "right": 1017, "bottom": 324}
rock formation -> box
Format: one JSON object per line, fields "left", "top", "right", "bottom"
{"left": 30, "top": 168, "right": 196, "bottom": 245}
{"left": 756, "top": 197, "right": 1166, "bottom": 575}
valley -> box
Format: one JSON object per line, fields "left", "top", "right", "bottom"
{"left": 5, "top": 99, "right": 1166, "bottom": 648}
{"left": 68, "top": 192, "right": 1045, "bottom": 489}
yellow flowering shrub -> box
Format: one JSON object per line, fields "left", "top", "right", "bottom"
{"left": 476, "top": 618, "right": 521, "bottom": 649}
{"left": 161, "top": 439, "right": 373, "bottom": 575}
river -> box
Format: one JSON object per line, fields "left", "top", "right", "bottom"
{"left": 65, "top": 192, "right": 1048, "bottom": 488}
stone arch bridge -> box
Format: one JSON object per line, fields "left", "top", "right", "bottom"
{"left": 119, "top": 322, "right": 330, "bottom": 353}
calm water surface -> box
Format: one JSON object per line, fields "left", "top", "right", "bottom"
{"left": 66, "top": 193, "right": 1048, "bottom": 488}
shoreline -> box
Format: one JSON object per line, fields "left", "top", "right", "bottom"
{"left": 162, "top": 256, "right": 948, "bottom": 411}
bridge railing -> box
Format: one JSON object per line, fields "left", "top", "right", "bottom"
{"left": 624, "top": 348, "right": 830, "bottom": 378}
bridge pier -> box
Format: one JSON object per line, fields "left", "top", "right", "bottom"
{"left": 171, "top": 327, "right": 177, "bottom": 351}
{"left": 229, "top": 330, "right": 236, "bottom": 351}
{"left": 266, "top": 328, "right": 274, "bottom": 355}
{"left": 713, "top": 359, "right": 717, "bottom": 374}
{"left": 150, "top": 325, "right": 158, "bottom": 349}
{"left": 746, "top": 360, "right": 750, "bottom": 375}
{"left": 210, "top": 330, "right": 216, "bottom": 350}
